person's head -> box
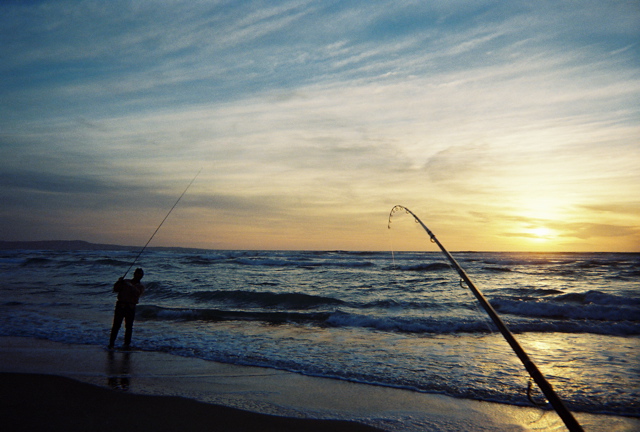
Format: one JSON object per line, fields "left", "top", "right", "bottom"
{"left": 133, "top": 268, "right": 144, "bottom": 280}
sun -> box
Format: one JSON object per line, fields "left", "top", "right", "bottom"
{"left": 531, "top": 227, "right": 552, "bottom": 237}
{"left": 528, "top": 226, "right": 555, "bottom": 242}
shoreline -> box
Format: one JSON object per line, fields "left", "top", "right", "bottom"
{"left": 1, "top": 336, "right": 638, "bottom": 432}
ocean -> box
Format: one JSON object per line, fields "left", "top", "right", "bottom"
{"left": 1, "top": 248, "right": 638, "bottom": 418}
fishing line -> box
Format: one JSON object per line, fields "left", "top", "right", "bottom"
{"left": 387, "top": 220, "right": 397, "bottom": 268}
{"left": 389, "top": 209, "right": 543, "bottom": 408}
{"left": 122, "top": 168, "right": 202, "bottom": 279}
{"left": 458, "top": 279, "right": 498, "bottom": 335}
{"left": 528, "top": 376, "right": 550, "bottom": 407}
{"left": 387, "top": 207, "right": 492, "bottom": 328}
{"left": 388, "top": 205, "right": 584, "bottom": 432}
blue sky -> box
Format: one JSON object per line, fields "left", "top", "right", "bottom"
{"left": 1, "top": 0, "right": 639, "bottom": 251}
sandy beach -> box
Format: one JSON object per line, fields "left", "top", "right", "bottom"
{"left": 0, "top": 336, "right": 638, "bottom": 432}
{"left": 1, "top": 372, "right": 386, "bottom": 432}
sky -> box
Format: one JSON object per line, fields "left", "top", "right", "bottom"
{"left": 1, "top": 0, "right": 639, "bottom": 252}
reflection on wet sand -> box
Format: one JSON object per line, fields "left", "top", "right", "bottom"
{"left": 107, "top": 350, "right": 131, "bottom": 391}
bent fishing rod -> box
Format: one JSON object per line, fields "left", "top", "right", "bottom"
{"left": 388, "top": 205, "right": 584, "bottom": 432}
{"left": 122, "top": 169, "right": 202, "bottom": 279}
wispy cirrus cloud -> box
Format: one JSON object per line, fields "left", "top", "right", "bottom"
{"left": 1, "top": 0, "right": 638, "bottom": 250}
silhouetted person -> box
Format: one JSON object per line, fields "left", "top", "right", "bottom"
{"left": 108, "top": 268, "right": 145, "bottom": 349}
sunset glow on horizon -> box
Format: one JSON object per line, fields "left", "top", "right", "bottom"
{"left": 1, "top": 1, "right": 638, "bottom": 252}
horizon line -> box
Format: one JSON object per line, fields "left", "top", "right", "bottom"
{"left": 0, "top": 239, "right": 637, "bottom": 254}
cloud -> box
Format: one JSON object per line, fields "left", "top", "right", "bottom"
{"left": 0, "top": 0, "right": 638, "bottom": 250}
{"left": 581, "top": 203, "right": 640, "bottom": 218}
{"left": 496, "top": 208, "right": 640, "bottom": 244}
{"left": 423, "top": 144, "right": 494, "bottom": 184}
{"left": 0, "top": 169, "right": 115, "bottom": 195}
{"left": 560, "top": 223, "right": 639, "bottom": 240}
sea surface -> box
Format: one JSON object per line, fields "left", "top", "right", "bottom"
{"left": 1, "top": 249, "right": 638, "bottom": 417}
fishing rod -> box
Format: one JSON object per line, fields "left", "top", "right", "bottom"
{"left": 122, "top": 169, "right": 202, "bottom": 279}
{"left": 388, "top": 205, "right": 584, "bottom": 432}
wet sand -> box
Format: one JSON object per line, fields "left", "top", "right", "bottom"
{"left": 0, "top": 337, "right": 637, "bottom": 431}
{"left": 1, "top": 372, "right": 383, "bottom": 432}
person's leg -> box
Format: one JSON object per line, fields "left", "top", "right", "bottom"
{"left": 109, "top": 304, "right": 125, "bottom": 347}
{"left": 123, "top": 305, "right": 136, "bottom": 347}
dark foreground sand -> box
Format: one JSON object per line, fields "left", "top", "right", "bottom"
{"left": 1, "top": 337, "right": 638, "bottom": 432}
{"left": 0, "top": 372, "right": 382, "bottom": 432}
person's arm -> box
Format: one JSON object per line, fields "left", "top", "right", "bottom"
{"left": 113, "top": 277, "right": 125, "bottom": 293}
